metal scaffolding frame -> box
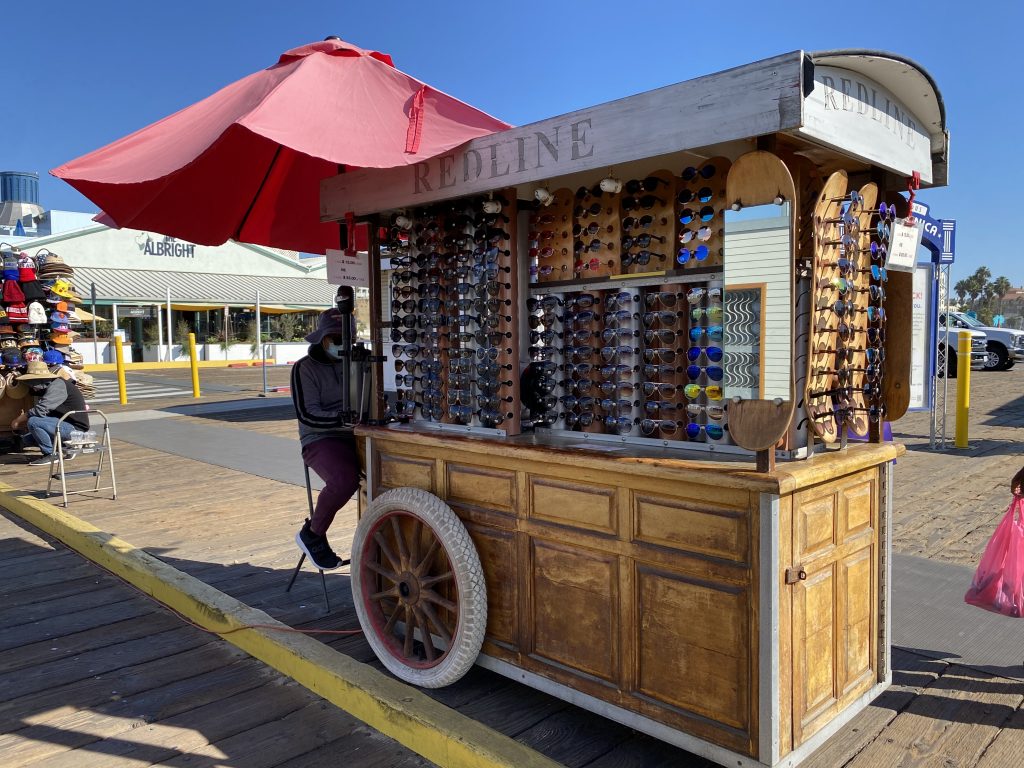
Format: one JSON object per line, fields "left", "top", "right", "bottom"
{"left": 929, "top": 264, "right": 952, "bottom": 449}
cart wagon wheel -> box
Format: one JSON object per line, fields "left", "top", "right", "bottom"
{"left": 351, "top": 487, "right": 487, "bottom": 688}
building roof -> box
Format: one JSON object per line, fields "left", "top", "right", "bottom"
{"left": 75, "top": 266, "right": 336, "bottom": 308}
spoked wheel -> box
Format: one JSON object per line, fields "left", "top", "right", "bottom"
{"left": 351, "top": 488, "right": 486, "bottom": 688}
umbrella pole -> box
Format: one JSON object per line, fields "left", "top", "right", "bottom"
{"left": 156, "top": 302, "right": 164, "bottom": 362}
{"left": 257, "top": 289, "right": 267, "bottom": 396}
{"left": 166, "top": 287, "right": 173, "bottom": 362}
{"left": 90, "top": 283, "right": 99, "bottom": 366}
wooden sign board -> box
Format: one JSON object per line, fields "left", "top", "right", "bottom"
{"left": 323, "top": 53, "right": 941, "bottom": 223}
{"left": 798, "top": 64, "right": 934, "bottom": 184}
{"left": 322, "top": 52, "right": 806, "bottom": 218}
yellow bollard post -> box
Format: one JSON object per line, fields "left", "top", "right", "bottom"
{"left": 114, "top": 336, "right": 128, "bottom": 405}
{"left": 188, "top": 333, "right": 200, "bottom": 398}
{"left": 955, "top": 330, "right": 971, "bottom": 448}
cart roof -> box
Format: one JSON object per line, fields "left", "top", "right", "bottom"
{"left": 322, "top": 50, "right": 947, "bottom": 220}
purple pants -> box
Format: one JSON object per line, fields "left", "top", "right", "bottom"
{"left": 302, "top": 435, "right": 360, "bottom": 536}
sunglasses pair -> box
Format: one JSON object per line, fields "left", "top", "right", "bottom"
{"left": 624, "top": 176, "right": 669, "bottom": 195}
{"left": 686, "top": 287, "right": 722, "bottom": 304}
{"left": 685, "top": 422, "right": 727, "bottom": 440}
{"left": 622, "top": 214, "right": 666, "bottom": 231}
{"left": 687, "top": 365, "right": 724, "bottom": 382}
{"left": 684, "top": 383, "right": 723, "bottom": 401}
{"left": 679, "top": 206, "right": 715, "bottom": 225}
{"left": 622, "top": 194, "right": 665, "bottom": 212}
{"left": 689, "top": 325, "right": 724, "bottom": 342}
{"left": 678, "top": 226, "right": 714, "bottom": 244}
{"left": 681, "top": 164, "right": 716, "bottom": 181}
{"left": 621, "top": 250, "right": 666, "bottom": 268}
{"left": 677, "top": 187, "right": 714, "bottom": 205}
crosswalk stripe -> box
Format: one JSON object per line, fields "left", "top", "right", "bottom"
{"left": 87, "top": 379, "right": 194, "bottom": 401}
{"left": 91, "top": 392, "right": 194, "bottom": 402}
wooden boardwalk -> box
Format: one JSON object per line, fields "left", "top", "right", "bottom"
{"left": 0, "top": 511, "right": 431, "bottom": 768}
{"left": 2, "top": 366, "right": 1024, "bottom": 767}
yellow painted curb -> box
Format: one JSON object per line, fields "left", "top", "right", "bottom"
{"left": 88, "top": 360, "right": 278, "bottom": 372}
{"left": 0, "top": 485, "right": 562, "bottom": 768}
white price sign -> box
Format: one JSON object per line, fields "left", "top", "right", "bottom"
{"left": 885, "top": 218, "right": 924, "bottom": 273}
{"left": 326, "top": 248, "right": 369, "bottom": 288}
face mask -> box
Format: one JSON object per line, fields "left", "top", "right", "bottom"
{"left": 325, "top": 342, "right": 344, "bottom": 360}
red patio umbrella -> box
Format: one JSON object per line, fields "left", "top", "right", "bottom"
{"left": 52, "top": 38, "right": 510, "bottom": 254}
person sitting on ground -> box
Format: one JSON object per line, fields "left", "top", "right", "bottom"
{"left": 290, "top": 309, "right": 360, "bottom": 570}
{"left": 10, "top": 360, "right": 89, "bottom": 466}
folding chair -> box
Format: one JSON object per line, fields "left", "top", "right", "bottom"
{"left": 46, "top": 410, "right": 117, "bottom": 507}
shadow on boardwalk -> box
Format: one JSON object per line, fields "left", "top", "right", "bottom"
{"left": 0, "top": 522, "right": 428, "bottom": 768}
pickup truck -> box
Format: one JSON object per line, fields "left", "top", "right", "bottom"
{"left": 940, "top": 311, "right": 1024, "bottom": 371}
{"left": 936, "top": 313, "right": 987, "bottom": 377}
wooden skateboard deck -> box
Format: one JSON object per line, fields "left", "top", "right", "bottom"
{"left": 805, "top": 170, "right": 849, "bottom": 444}
{"left": 722, "top": 151, "right": 797, "bottom": 453}
{"left": 839, "top": 183, "right": 878, "bottom": 437}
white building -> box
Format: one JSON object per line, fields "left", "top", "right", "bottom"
{"left": 7, "top": 221, "right": 346, "bottom": 362}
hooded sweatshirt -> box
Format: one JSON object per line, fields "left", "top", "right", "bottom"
{"left": 291, "top": 343, "right": 353, "bottom": 447}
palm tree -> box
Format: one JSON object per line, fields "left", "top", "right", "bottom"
{"left": 993, "top": 276, "right": 1012, "bottom": 316}
{"left": 954, "top": 279, "right": 969, "bottom": 308}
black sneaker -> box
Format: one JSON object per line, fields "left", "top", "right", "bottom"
{"left": 296, "top": 519, "right": 342, "bottom": 570}
{"left": 28, "top": 454, "right": 55, "bottom": 466}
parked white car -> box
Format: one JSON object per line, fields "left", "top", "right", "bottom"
{"left": 941, "top": 312, "right": 1024, "bottom": 371}
{"left": 935, "top": 313, "right": 987, "bottom": 377}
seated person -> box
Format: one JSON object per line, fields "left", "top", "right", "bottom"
{"left": 291, "top": 309, "right": 360, "bottom": 569}
{"left": 11, "top": 360, "right": 89, "bottom": 466}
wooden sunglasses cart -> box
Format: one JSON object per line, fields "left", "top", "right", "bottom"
{"left": 320, "top": 50, "right": 947, "bottom": 768}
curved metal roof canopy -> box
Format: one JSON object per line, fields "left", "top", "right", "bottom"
{"left": 808, "top": 50, "right": 948, "bottom": 164}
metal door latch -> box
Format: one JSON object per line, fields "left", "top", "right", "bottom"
{"left": 785, "top": 566, "right": 807, "bottom": 584}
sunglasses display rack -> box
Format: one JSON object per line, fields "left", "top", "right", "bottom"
{"left": 520, "top": 295, "right": 562, "bottom": 430}
{"left": 573, "top": 188, "right": 621, "bottom": 279}
{"left": 527, "top": 165, "right": 729, "bottom": 285}
{"left": 531, "top": 190, "right": 576, "bottom": 284}
{"left": 676, "top": 157, "right": 730, "bottom": 271}
{"left": 619, "top": 172, "right": 673, "bottom": 275}
{"left": 522, "top": 275, "right": 742, "bottom": 452}
{"left": 842, "top": 183, "right": 878, "bottom": 437}
{"left": 805, "top": 172, "right": 891, "bottom": 444}
{"left": 386, "top": 195, "right": 519, "bottom": 435}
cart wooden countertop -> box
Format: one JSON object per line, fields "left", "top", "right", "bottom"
{"left": 355, "top": 424, "right": 904, "bottom": 496}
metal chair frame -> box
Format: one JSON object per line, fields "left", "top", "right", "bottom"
{"left": 285, "top": 463, "right": 337, "bottom": 611}
{"left": 46, "top": 410, "right": 117, "bottom": 507}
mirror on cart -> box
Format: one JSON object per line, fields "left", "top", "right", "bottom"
{"left": 722, "top": 202, "right": 792, "bottom": 402}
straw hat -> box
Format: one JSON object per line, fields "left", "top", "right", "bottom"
{"left": 5, "top": 372, "right": 29, "bottom": 399}
{"left": 17, "top": 359, "right": 59, "bottom": 382}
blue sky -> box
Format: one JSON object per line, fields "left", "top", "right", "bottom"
{"left": 6, "top": 1, "right": 1021, "bottom": 286}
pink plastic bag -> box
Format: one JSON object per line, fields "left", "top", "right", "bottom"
{"left": 964, "top": 495, "right": 1024, "bottom": 618}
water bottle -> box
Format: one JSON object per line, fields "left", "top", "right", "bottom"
{"left": 69, "top": 429, "right": 97, "bottom": 445}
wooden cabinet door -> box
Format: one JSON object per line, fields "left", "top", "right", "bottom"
{"left": 790, "top": 471, "right": 879, "bottom": 747}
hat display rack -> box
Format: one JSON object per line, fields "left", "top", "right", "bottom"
{"left": 0, "top": 243, "right": 90, "bottom": 399}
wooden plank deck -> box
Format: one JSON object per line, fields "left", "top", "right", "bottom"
{"left": 0, "top": 510, "right": 432, "bottom": 768}
{"left": 1, "top": 366, "right": 1023, "bottom": 766}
